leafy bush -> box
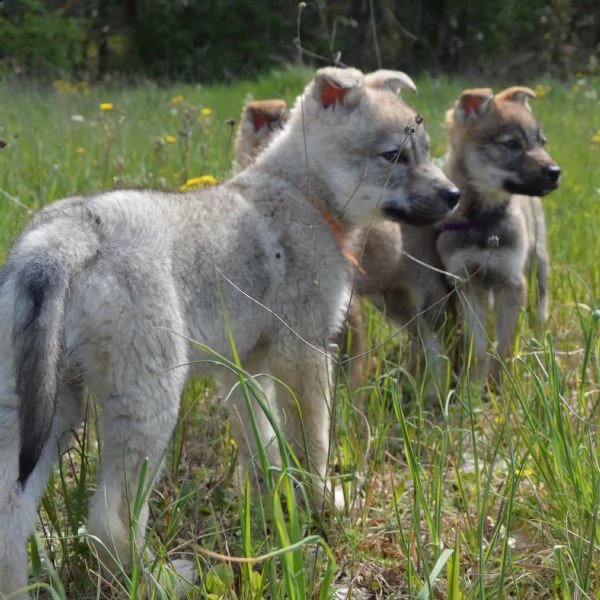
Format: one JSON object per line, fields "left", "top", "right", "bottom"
{"left": 0, "top": 0, "right": 87, "bottom": 78}
{"left": 0, "top": 0, "right": 598, "bottom": 81}
{"left": 130, "top": 0, "right": 298, "bottom": 82}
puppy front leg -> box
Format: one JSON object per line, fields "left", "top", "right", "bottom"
{"left": 221, "top": 367, "right": 281, "bottom": 483}
{"left": 343, "top": 296, "right": 366, "bottom": 390}
{"left": 459, "top": 283, "right": 489, "bottom": 384}
{"left": 493, "top": 276, "right": 527, "bottom": 384}
{"left": 268, "top": 349, "right": 337, "bottom": 504}
{"left": 417, "top": 319, "right": 450, "bottom": 402}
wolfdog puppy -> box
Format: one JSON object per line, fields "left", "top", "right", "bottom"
{"left": 0, "top": 67, "right": 460, "bottom": 596}
{"left": 437, "top": 86, "right": 560, "bottom": 383}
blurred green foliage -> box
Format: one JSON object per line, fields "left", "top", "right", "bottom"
{"left": 0, "top": 0, "right": 598, "bottom": 81}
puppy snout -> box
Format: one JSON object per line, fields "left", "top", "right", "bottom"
{"left": 440, "top": 185, "right": 461, "bottom": 208}
{"left": 543, "top": 164, "right": 561, "bottom": 184}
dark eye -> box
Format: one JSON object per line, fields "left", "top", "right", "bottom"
{"left": 381, "top": 150, "right": 409, "bottom": 164}
{"left": 501, "top": 138, "right": 521, "bottom": 150}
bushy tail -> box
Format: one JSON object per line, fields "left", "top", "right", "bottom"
{"left": 12, "top": 223, "right": 99, "bottom": 484}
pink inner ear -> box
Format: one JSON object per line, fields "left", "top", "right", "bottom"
{"left": 462, "top": 96, "right": 486, "bottom": 115}
{"left": 321, "top": 81, "right": 347, "bottom": 108}
{"left": 252, "top": 112, "right": 269, "bottom": 131}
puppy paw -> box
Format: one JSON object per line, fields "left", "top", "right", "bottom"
{"left": 332, "top": 484, "right": 347, "bottom": 511}
{"left": 315, "top": 477, "right": 363, "bottom": 514}
{"left": 172, "top": 558, "right": 198, "bottom": 598}
{"left": 152, "top": 557, "right": 198, "bottom": 598}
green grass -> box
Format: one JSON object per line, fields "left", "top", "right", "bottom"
{"left": 1, "top": 68, "right": 600, "bottom": 598}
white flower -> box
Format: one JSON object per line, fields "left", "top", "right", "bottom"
{"left": 71, "top": 114, "right": 85, "bottom": 122}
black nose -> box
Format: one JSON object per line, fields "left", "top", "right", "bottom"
{"left": 440, "top": 185, "right": 461, "bottom": 208}
{"left": 543, "top": 164, "right": 561, "bottom": 183}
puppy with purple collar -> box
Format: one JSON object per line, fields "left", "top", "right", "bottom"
{"left": 437, "top": 86, "right": 559, "bottom": 384}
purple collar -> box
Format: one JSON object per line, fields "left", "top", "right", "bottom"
{"left": 436, "top": 219, "right": 489, "bottom": 232}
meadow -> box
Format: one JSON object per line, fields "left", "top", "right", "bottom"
{"left": 1, "top": 68, "right": 600, "bottom": 599}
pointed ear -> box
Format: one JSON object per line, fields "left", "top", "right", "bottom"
{"left": 495, "top": 86, "right": 536, "bottom": 110}
{"left": 364, "top": 70, "right": 417, "bottom": 94}
{"left": 454, "top": 88, "right": 494, "bottom": 123}
{"left": 312, "top": 67, "right": 364, "bottom": 110}
{"left": 247, "top": 107, "right": 269, "bottom": 131}
{"left": 244, "top": 100, "right": 288, "bottom": 131}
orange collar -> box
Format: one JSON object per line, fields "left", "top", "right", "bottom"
{"left": 309, "top": 197, "right": 363, "bottom": 273}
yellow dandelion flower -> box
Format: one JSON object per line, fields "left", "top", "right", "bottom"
{"left": 534, "top": 84, "right": 551, "bottom": 98}
{"left": 165, "top": 135, "right": 176, "bottom": 144}
{"left": 170, "top": 95, "right": 184, "bottom": 105}
{"left": 76, "top": 147, "right": 86, "bottom": 155}
{"left": 179, "top": 175, "right": 219, "bottom": 191}
{"left": 518, "top": 467, "right": 534, "bottom": 478}
{"left": 200, "top": 107, "right": 212, "bottom": 117}
{"left": 100, "top": 102, "right": 114, "bottom": 111}
{"left": 54, "top": 80, "right": 76, "bottom": 94}
{"left": 592, "top": 133, "right": 600, "bottom": 143}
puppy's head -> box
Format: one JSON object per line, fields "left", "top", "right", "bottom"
{"left": 446, "top": 86, "right": 560, "bottom": 197}
{"left": 235, "top": 99, "right": 288, "bottom": 169}
{"left": 293, "top": 67, "right": 460, "bottom": 227}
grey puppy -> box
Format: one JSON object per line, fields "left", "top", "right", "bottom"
{"left": 437, "top": 86, "right": 559, "bottom": 384}
{"left": 0, "top": 66, "right": 459, "bottom": 596}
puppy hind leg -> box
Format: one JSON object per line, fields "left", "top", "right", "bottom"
{"left": 87, "top": 339, "right": 191, "bottom": 589}
{"left": 532, "top": 253, "right": 549, "bottom": 333}
{"left": 0, "top": 384, "right": 83, "bottom": 599}
{"left": 88, "top": 387, "right": 181, "bottom": 571}
{"left": 529, "top": 210, "right": 550, "bottom": 333}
